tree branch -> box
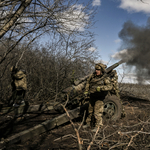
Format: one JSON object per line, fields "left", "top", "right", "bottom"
{"left": 0, "top": 0, "right": 32, "bottom": 39}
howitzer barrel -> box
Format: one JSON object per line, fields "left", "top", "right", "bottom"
{"left": 106, "top": 60, "right": 125, "bottom": 73}
{"left": 75, "top": 60, "right": 125, "bottom": 85}
{"left": 62, "top": 60, "right": 125, "bottom": 94}
{"left": 74, "top": 75, "right": 90, "bottom": 86}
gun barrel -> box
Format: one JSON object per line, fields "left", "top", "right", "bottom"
{"left": 106, "top": 60, "right": 125, "bottom": 73}
{"left": 71, "top": 60, "right": 125, "bottom": 86}
{"left": 74, "top": 75, "right": 90, "bottom": 86}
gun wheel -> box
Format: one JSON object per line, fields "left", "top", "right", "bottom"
{"left": 103, "top": 95, "right": 122, "bottom": 121}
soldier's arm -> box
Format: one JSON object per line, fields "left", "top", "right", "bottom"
{"left": 100, "top": 77, "right": 113, "bottom": 91}
{"left": 84, "top": 74, "right": 93, "bottom": 92}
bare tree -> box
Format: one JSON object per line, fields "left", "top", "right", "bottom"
{"left": 0, "top": 0, "right": 32, "bottom": 38}
{"left": 0, "top": 0, "right": 96, "bottom": 65}
{"left": 0, "top": 30, "right": 99, "bottom": 103}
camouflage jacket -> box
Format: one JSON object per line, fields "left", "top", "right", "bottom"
{"left": 109, "top": 70, "right": 120, "bottom": 97}
{"left": 85, "top": 72, "right": 113, "bottom": 94}
{"left": 11, "top": 70, "right": 27, "bottom": 91}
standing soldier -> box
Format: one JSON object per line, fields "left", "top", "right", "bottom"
{"left": 10, "top": 66, "right": 27, "bottom": 107}
{"left": 84, "top": 63, "right": 113, "bottom": 132}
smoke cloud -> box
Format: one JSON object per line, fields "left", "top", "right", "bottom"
{"left": 118, "top": 18, "right": 150, "bottom": 83}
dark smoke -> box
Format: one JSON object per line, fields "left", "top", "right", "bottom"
{"left": 118, "top": 18, "right": 150, "bottom": 84}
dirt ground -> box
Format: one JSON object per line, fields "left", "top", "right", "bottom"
{"left": 1, "top": 92, "right": 150, "bottom": 150}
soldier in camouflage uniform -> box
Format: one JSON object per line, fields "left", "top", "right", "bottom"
{"left": 109, "top": 70, "right": 120, "bottom": 97}
{"left": 109, "top": 70, "right": 126, "bottom": 117}
{"left": 84, "top": 63, "right": 113, "bottom": 131}
{"left": 10, "top": 66, "right": 27, "bottom": 107}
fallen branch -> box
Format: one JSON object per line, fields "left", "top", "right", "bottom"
{"left": 78, "top": 110, "right": 86, "bottom": 131}
{"left": 87, "top": 126, "right": 100, "bottom": 150}
{"left": 61, "top": 104, "right": 83, "bottom": 150}
{"left": 118, "top": 130, "right": 150, "bottom": 135}
{"left": 54, "top": 134, "right": 77, "bottom": 142}
{"left": 109, "top": 142, "right": 128, "bottom": 150}
{"left": 124, "top": 126, "right": 144, "bottom": 150}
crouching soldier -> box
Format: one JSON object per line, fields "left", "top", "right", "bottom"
{"left": 83, "top": 63, "right": 113, "bottom": 132}
{"left": 10, "top": 66, "right": 27, "bottom": 107}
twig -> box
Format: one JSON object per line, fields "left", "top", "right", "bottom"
{"left": 15, "top": 50, "right": 25, "bottom": 68}
{"left": 61, "top": 104, "right": 83, "bottom": 150}
{"left": 109, "top": 142, "right": 128, "bottom": 150}
{"left": 98, "top": 125, "right": 108, "bottom": 147}
{"left": 78, "top": 110, "right": 86, "bottom": 131}
{"left": 55, "top": 72, "right": 59, "bottom": 101}
{"left": 124, "top": 129, "right": 142, "bottom": 150}
{"left": 101, "top": 127, "right": 120, "bottom": 141}
{"left": 118, "top": 130, "right": 150, "bottom": 135}
{"left": 64, "top": 94, "right": 69, "bottom": 107}
{"left": 54, "top": 134, "right": 77, "bottom": 142}
{"left": 122, "top": 124, "right": 144, "bottom": 150}
{"left": 54, "top": 134, "right": 90, "bottom": 143}
{"left": 87, "top": 126, "right": 100, "bottom": 150}
{"left": 111, "top": 117, "right": 150, "bottom": 129}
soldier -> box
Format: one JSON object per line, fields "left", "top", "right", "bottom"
{"left": 83, "top": 63, "right": 113, "bottom": 132}
{"left": 10, "top": 66, "right": 27, "bottom": 107}
{"left": 109, "top": 70, "right": 120, "bottom": 97}
{"left": 109, "top": 70, "right": 126, "bottom": 118}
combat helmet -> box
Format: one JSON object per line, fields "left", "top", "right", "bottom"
{"left": 95, "top": 63, "right": 107, "bottom": 73}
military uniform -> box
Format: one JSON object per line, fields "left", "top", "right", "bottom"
{"left": 84, "top": 63, "right": 113, "bottom": 128}
{"left": 109, "top": 70, "right": 120, "bottom": 97}
{"left": 109, "top": 70, "right": 126, "bottom": 117}
{"left": 11, "top": 66, "right": 27, "bottom": 106}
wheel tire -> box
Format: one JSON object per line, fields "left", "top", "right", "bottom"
{"left": 103, "top": 95, "right": 122, "bottom": 121}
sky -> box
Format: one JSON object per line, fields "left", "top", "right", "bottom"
{"left": 88, "top": 0, "right": 149, "bottom": 61}
{"left": 82, "top": 0, "right": 150, "bottom": 83}
{"left": 40, "top": 0, "right": 150, "bottom": 84}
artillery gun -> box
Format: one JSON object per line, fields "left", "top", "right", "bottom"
{"left": 54, "top": 60, "right": 125, "bottom": 121}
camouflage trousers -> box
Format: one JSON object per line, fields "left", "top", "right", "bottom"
{"left": 12, "top": 89, "right": 26, "bottom": 104}
{"left": 86, "top": 98, "right": 104, "bottom": 127}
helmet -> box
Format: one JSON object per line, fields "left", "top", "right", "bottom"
{"left": 95, "top": 63, "right": 107, "bottom": 72}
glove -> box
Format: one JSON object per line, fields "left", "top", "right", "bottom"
{"left": 84, "top": 91, "right": 89, "bottom": 97}
{"left": 96, "top": 86, "right": 101, "bottom": 92}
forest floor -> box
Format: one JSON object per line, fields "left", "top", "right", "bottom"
{"left": 0, "top": 84, "right": 150, "bottom": 150}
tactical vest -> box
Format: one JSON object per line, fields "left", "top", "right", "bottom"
{"left": 89, "top": 75, "right": 105, "bottom": 93}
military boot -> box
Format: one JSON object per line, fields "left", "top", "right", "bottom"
{"left": 92, "top": 118, "right": 103, "bottom": 132}
{"left": 20, "top": 100, "right": 25, "bottom": 106}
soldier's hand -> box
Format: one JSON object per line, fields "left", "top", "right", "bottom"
{"left": 84, "top": 91, "right": 89, "bottom": 98}
{"left": 96, "top": 86, "right": 101, "bottom": 92}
